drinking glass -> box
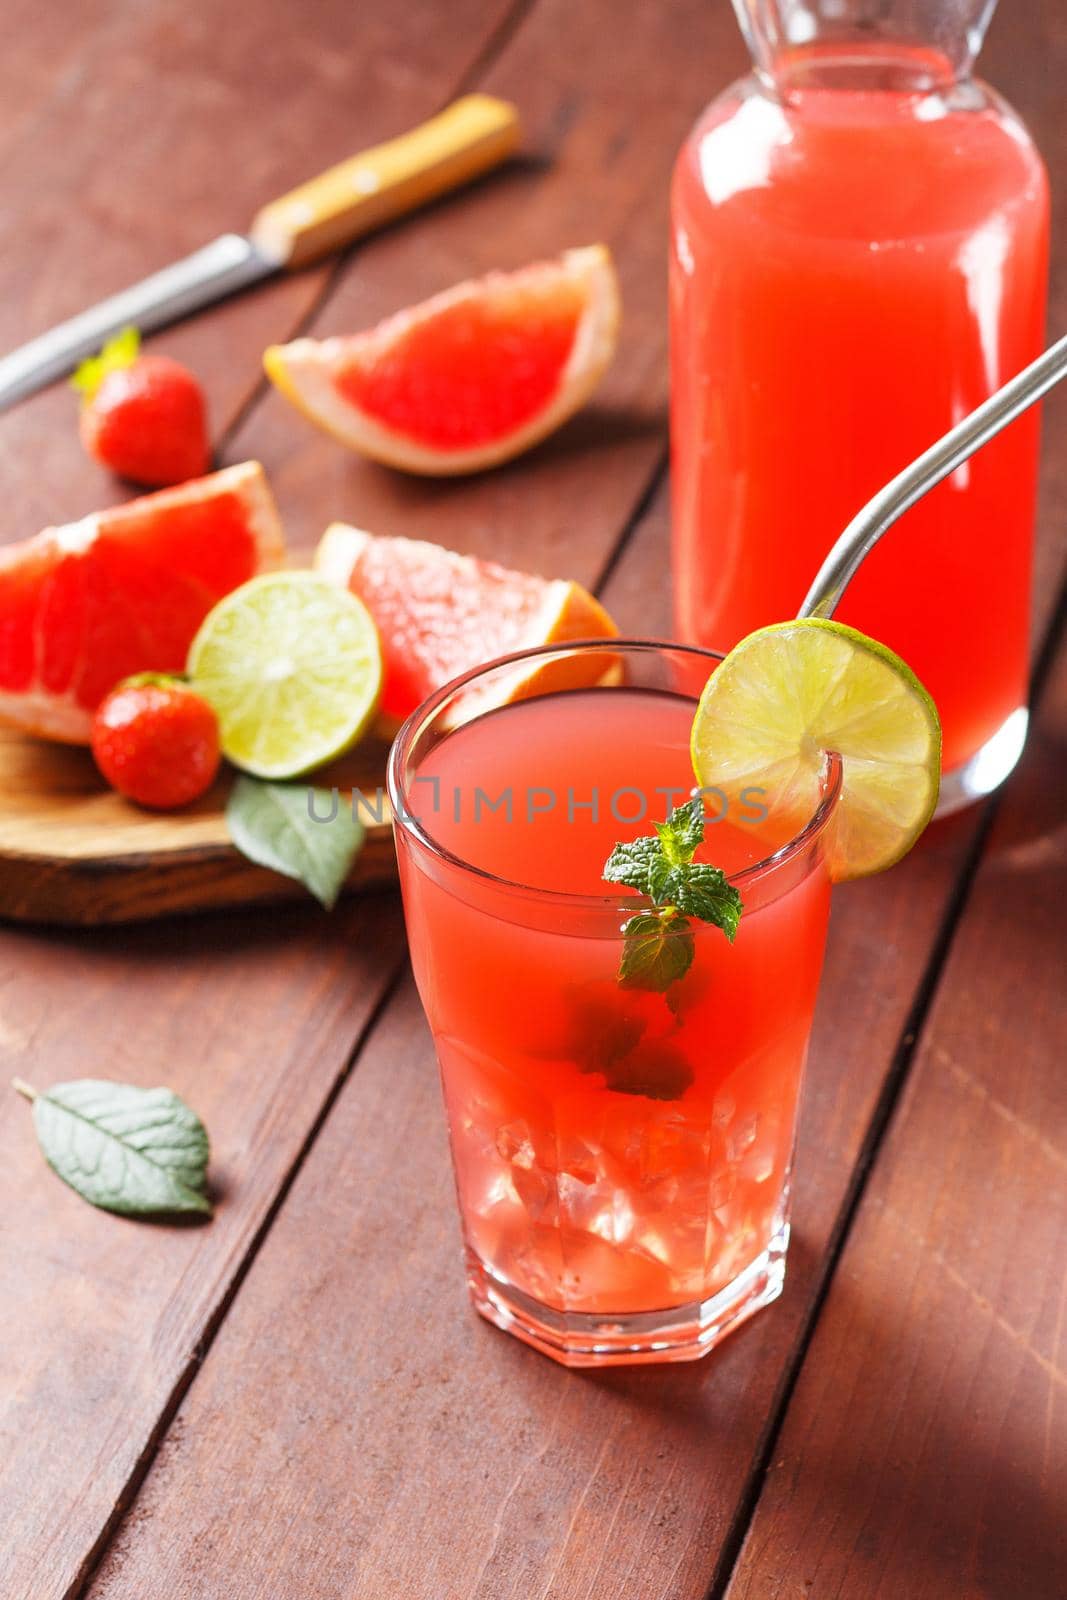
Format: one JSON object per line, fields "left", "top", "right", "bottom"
{"left": 388, "top": 641, "right": 841, "bottom": 1365}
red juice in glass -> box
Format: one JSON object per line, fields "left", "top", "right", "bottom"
{"left": 389, "top": 642, "right": 839, "bottom": 1366}
{"left": 670, "top": 4, "right": 1049, "bottom": 807}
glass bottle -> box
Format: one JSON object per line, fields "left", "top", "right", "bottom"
{"left": 670, "top": 0, "right": 1049, "bottom": 809}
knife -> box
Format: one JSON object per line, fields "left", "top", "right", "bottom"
{"left": 0, "top": 94, "right": 521, "bottom": 413}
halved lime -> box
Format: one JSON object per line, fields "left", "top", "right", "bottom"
{"left": 690, "top": 619, "right": 941, "bottom": 881}
{"left": 188, "top": 573, "right": 382, "bottom": 778}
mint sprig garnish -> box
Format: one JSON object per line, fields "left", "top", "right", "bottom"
{"left": 603, "top": 798, "right": 743, "bottom": 992}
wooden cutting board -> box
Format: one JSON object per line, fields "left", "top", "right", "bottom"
{"left": 0, "top": 727, "right": 398, "bottom": 925}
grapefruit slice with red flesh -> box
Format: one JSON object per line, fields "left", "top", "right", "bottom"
{"left": 0, "top": 462, "right": 285, "bottom": 743}
{"left": 265, "top": 245, "right": 620, "bottom": 476}
{"left": 314, "top": 522, "right": 619, "bottom": 728}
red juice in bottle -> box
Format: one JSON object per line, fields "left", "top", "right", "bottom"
{"left": 671, "top": 11, "right": 1049, "bottom": 805}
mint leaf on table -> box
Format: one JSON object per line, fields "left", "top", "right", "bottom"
{"left": 604, "top": 798, "right": 743, "bottom": 993}
{"left": 13, "top": 1078, "right": 212, "bottom": 1219}
{"left": 226, "top": 777, "right": 364, "bottom": 910}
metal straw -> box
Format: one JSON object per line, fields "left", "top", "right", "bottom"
{"left": 799, "top": 332, "right": 1067, "bottom": 620}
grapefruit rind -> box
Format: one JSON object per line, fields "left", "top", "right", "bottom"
{"left": 264, "top": 245, "right": 621, "bottom": 476}
{"left": 0, "top": 463, "right": 285, "bottom": 745}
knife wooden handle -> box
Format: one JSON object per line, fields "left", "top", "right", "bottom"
{"left": 249, "top": 95, "right": 521, "bottom": 270}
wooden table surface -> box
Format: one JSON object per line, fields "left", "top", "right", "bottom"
{"left": 2, "top": 3, "right": 1064, "bottom": 1597}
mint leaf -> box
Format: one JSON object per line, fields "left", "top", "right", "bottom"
{"left": 14, "top": 1077, "right": 211, "bottom": 1219}
{"left": 645, "top": 852, "right": 677, "bottom": 905}
{"left": 603, "top": 835, "right": 662, "bottom": 894}
{"left": 618, "top": 910, "right": 695, "bottom": 990}
{"left": 601, "top": 1039, "right": 693, "bottom": 1100}
{"left": 226, "top": 777, "right": 363, "bottom": 909}
{"left": 563, "top": 984, "right": 694, "bottom": 1099}
{"left": 654, "top": 796, "right": 705, "bottom": 866}
{"left": 672, "top": 864, "right": 742, "bottom": 942}
{"left": 604, "top": 799, "right": 743, "bottom": 993}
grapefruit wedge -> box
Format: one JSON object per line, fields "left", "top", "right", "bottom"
{"left": 0, "top": 462, "right": 285, "bottom": 743}
{"left": 265, "top": 245, "right": 620, "bottom": 475}
{"left": 315, "top": 523, "right": 618, "bottom": 727}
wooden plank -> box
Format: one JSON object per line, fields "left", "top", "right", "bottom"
{"left": 722, "top": 622, "right": 1067, "bottom": 1600}
{"left": 0, "top": 1, "right": 142, "bottom": 162}
{"left": 0, "top": 0, "right": 519, "bottom": 540}
{"left": 0, "top": 5, "right": 530, "bottom": 1598}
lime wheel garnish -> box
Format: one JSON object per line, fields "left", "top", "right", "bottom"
{"left": 690, "top": 619, "right": 941, "bottom": 880}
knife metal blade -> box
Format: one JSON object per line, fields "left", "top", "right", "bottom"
{"left": 0, "top": 234, "right": 280, "bottom": 413}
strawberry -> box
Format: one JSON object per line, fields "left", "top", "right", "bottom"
{"left": 91, "top": 675, "right": 221, "bottom": 810}
{"left": 73, "top": 327, "right": 211, "bottom": 487}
